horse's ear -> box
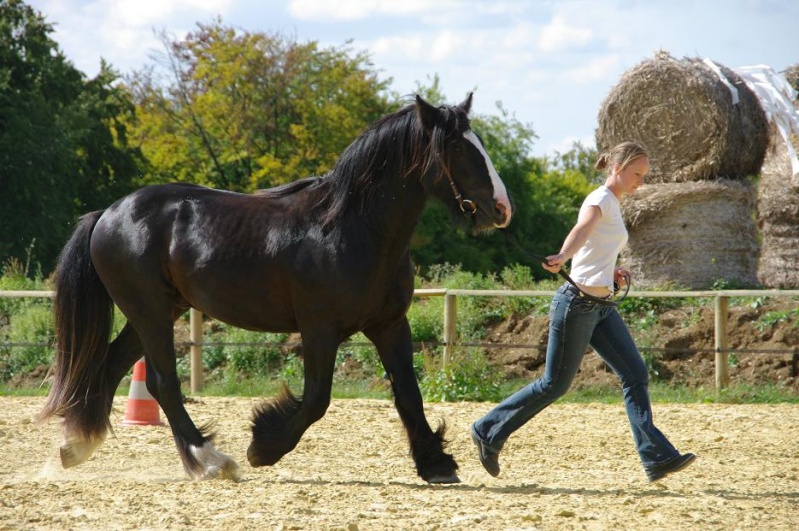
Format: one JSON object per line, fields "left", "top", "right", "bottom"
{"left": 457, "top": 92, "right": 473, "bottom": 115}
{"left": 415, "top": 95, "right": 440, "bottom": 130}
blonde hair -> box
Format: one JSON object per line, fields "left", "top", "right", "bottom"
{"left": 595, "top": 141, "right": 647, "bottom": 172}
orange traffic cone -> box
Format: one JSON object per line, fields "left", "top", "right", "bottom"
{"left": 121, "top": 358, "right": 164, "bottom": 426}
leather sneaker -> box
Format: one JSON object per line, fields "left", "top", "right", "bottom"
{"left": 470, "top": 424, "right": 501, "bottom": 477}
{"left": 646, "top": 453, "right": 697, "bottom": 483}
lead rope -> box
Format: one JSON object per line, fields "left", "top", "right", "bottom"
{"left": 502, "top": 231, "right": 630, "bottom": 307}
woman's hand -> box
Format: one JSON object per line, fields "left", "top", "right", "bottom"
{"left": 614, "top": 267, "right": 631, "bottom": 289}
{"left": 543, "top": 252, "right": 567, "bottom": 274}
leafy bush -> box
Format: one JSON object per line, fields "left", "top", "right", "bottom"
{"left": 618, "top": 295, "right": 682, "bottom": 320}
{"left": 208, "top": 324, "right": 288, "bottom": 376}
{"left": 425, "top": 264, "right": 505, "bottom": 340}
{"left": 407, "top": 299, "right": 444, "bottom": 342}
{"left": 0, "top": 257, "right": 54, "bottom": 380}
{"left": 420, "top": 347, "right": 504, "bottom": 402}
{"left": 337, "top": 333, "right": 382, "bottom": 378}
{"left": 277, "top": 354, "right": 304, "bottom": 384}
{"left": 754, "top": 308, "right": 799, "bottom": 332}
{"left": 0, "top": 304, "right": 54, "bottom": 380}
{"left": 0, "top": 258, "right": 48, "bottom": 320}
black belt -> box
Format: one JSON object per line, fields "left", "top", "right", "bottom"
{"left": 564, "top": 283, "right": 614, "bottom": 305}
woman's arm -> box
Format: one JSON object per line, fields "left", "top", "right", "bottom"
{"left": 542, "top": 205, "right": 602, "bottom": 273}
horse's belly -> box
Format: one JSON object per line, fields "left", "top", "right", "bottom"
{"left": 204, "top": 305, "right": 298, "bottom": 333}
{"left": 187, "top": 286, "right": 298, "bottom": 333}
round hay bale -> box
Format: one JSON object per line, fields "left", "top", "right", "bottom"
{"left": 757, "top": 231, "right": 799, "bottom": 289}
{"left": 757, "top": 129, "right": 799, "bottom": 218}
{"left": 597, "top": 51, "right": 769, "bottom": 183}
{"left": 620, "top": 180, "right": 759, "bottom": 289}
{"left": 757, "top": 121, "right": 799, "bottom": 287}
{"left": 782, "top": 63, "right": 799, "bottom": 93}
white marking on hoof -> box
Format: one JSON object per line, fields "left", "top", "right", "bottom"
{"left": 189, "top": 442, "right": 241, "bottom": 481}
{"left": 60, "top": 433, "right": 107, "bottom": 468}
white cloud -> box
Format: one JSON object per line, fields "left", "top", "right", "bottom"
{"left": 480, "top": 0, "right": 533, "bottom": 16}
{"left": 501, "top": 21, "right": 539, "bottom": 50}
{"left": 31, "top": 0, "right": 236, "bottom": 75}
{"left": 564, "top": 55, "right": 622, "bottom": 84}
{"left": 370, "top": 28, "right": 501, "bottom": 67}
{"left": 370, "top": 34, "right": 428, "bottom": 64}
{"left": 287, "top": 0, "right": 452, "bottom": 21}
{"left": 549, "top": 134, "right": 596, "bottom": 156}
{"left": 96, "top": 0, "right": 233, "bottom": 27}
{"left": 430, "top": 30, "right": 465, "bottom": 62}
{"left": 538, "top": 15, "right": 593, "bottom": 52}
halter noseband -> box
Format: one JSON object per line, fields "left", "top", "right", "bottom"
{"left": 441, "top": 154, "right": 477, "bottom": 216}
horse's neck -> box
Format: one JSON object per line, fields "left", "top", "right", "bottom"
{"left": 359, "top": 172, "right": 428, "bottom": 251}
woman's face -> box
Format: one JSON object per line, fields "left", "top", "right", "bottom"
{"left": 615, "top": 155, "right": 649, "bottom": 194}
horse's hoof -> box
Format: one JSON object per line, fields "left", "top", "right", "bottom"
{"left": 199, "top": 461, "right": 242, "bottom": 482}
{"left": 60, "top": 434, "right": 106, "bottom": 468}
{"left": 189, "top": 443, "right": 242, "bottom": 481}
{"left": 427, "top": 474, "right": 461, "bottom": 484}
{"left": 246, "top": 442, "right": 283, "bottom": 467}
{"left": 60, "top": 445, "right": 84, "bottom": 468}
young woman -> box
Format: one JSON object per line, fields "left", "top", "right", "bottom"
{"left": 471, "top": 141, "right": 695, "bottom": 483}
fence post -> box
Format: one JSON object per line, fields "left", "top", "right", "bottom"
{"left": 714, "top": 295, "right": 729, "bottom": 389}
{"left": 189, "top": 308, "right": 203, "bottom": 393}
{"left": 443, "top": 292, "right": 457, "bottom": 367}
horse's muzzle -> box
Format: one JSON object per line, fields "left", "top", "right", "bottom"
{"left": 495, "top": 199, "right": 512, "bottom": 228}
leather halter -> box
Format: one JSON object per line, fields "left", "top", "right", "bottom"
{"left": 441, "top": 154, "right": 477, "bottom": 215}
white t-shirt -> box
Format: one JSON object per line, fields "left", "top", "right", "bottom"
{"left": 570, "top": 186, "right": 627, "bottom": 291}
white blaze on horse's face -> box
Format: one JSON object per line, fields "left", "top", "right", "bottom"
{"left": 463, "top": 131, "right": 512, "bottom": 228}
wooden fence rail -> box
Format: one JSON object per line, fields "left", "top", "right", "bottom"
{"left": 3, "top": 288, "right": 799, "bottom": 392}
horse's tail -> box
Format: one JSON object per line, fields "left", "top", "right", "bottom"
{"left": 39, "top": 210, "right": 114, "bottom": 439}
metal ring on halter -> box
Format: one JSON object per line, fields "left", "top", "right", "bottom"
{"left": 444, "top": 165, "right": 477, "bottom": 216}
{"left": 459, "top": 198, "right": 477, "bottom": 214}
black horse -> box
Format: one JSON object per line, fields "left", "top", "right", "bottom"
{"left": 39, "top": 94, "right": 512, "bottom": 484}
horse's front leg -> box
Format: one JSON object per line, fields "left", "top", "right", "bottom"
{"left": 247, "top": 326, "right": 337, "bottom": 468}
{"left": 364, "top": 319, "right": 460, "bottom": 484}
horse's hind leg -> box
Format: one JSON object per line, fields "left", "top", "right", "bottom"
{"left": 364, "top": 320, "right": 460, "bottom": 484}
{"left": 123, "top": 310, "right": 240, "bottom": 481}
{"left": 59, "top": 322, "right": 142, "bottom": 468}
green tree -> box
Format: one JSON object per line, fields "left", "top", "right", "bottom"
{"left": 128, "top": 21, "right": 392, "bottom": 191}
{"left": 0, "top": 0, "right": 142, "bottom": 274}
{"left": 548, "top": 140, "right": 603, "bottom": 183}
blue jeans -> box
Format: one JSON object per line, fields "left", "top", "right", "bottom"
{"left": 473, "top": 282, "right": 680, "bottom": 469}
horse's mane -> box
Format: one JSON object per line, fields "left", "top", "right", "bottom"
{"left": 255, "top": 176, "right": 323, "bottom": 198}
{"left": 319, "top": 100, "right": 471, "bottom": 225}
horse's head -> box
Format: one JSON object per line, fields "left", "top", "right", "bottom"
{"left": 416, "top": 94, "right": 513, "bottom": 232}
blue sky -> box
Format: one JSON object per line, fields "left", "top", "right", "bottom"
{"left": 27, "top": 0, "right": 799, "bottom": 157}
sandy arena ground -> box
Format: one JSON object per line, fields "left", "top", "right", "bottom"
{"left": 1, "top": 396, "right": 797, "bottom": 530}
